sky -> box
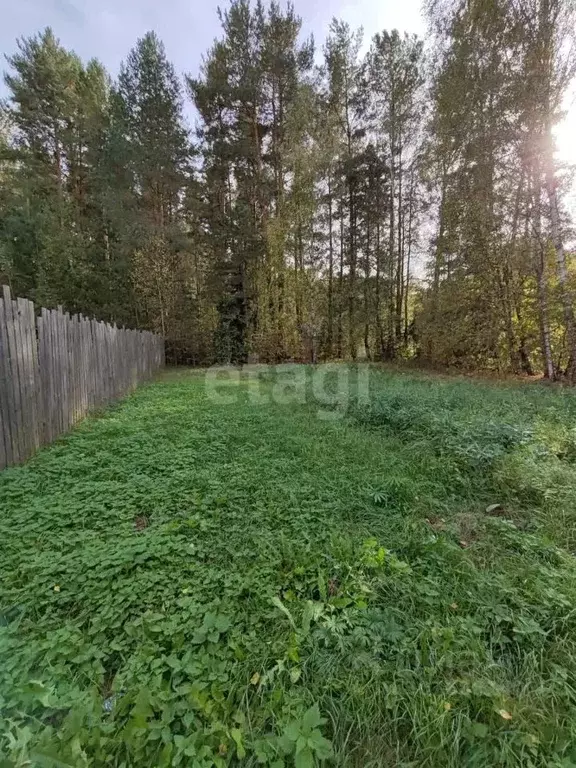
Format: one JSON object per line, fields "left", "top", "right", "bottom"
{"left": 0, "top": 0, "right": 424, "bottom": 88}
{"left": 0, "top": 0, "right": 574, "bottom": 167}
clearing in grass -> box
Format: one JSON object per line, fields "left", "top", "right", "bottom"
{"left": 2, "top": 366, "right": 576, "bottom": 767}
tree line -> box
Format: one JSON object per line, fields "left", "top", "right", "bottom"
{"left": 1, "top": 0, "right": 575, "bottom": 377}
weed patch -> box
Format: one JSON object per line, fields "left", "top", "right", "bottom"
{"left": 1, "top": 368, "right": 576, "bottom": 766}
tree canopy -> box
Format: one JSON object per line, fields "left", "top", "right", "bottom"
{"left": 1, "top": 0, "right": 575, "bottom": 375}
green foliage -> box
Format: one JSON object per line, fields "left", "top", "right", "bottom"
{"left": 0, "top": 26, "right": 203, "bottom": 358}
{"left": 2, "top": 367, "right": 576, "bottom": 765}
{"left": 1, "top": 0, "right": 575, "bottom": 371}
{"left": 1, "top": 3, "right": 430, "bottom": 366}
{"left": 1, "top": 29, "right": 113, "bottom": 311}
{"left": 418, "top": 0, "right": 576, "bottom": 377}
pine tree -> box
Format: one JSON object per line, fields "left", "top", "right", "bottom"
{"left": 190, "top": 0, "right": 313, "bottom": 362}
{"left": 1, "top": 28, "right": 110, "bottom": 311}
{"left": 117, "top": 31, "right": 192, "bottom": 339}
{"left": 365, "top": 30, "right": 425, "bottom": 356}
{"left": 1, "top": 2, "right": 574, "bottom": 376}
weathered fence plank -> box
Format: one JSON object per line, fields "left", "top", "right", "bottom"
{"left": 3, "top": 287, "right": 24, "bottom": 463}
{"left": 0, "top": 286, "right": 164, "bottom": 470}
{"left": 0, "top": 298, "right": 13, "bottom": 468}
{"left": 27, "top": 298, "right": 41, "bottom": 453}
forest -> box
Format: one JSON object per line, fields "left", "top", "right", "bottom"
{"left": 1, "top": 0, "right": 575, "bottom": 378}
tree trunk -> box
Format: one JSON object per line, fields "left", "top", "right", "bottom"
{"left": 395, "top": 133, "right": 404, "bottom": 344}
{"left": 404, "top": 166, "right": 415, "bottom": 346}
{"left": 364, "top": 215, "right": 371, "bottom": 360}
{"left": 375, "top": 219, "right": 385, "bottom": 360}
{"left": 327, "top": 175, "right": 334, "bottom": 358}
{"left": 532, "top": 180, "right": 555, "bottom": 380}
{"left": 348, "top": 177, "right": 357, "bottom": 360}
{"left": 337, "top": 197, "right": 344, "bottom": 358}
{"left": 388, "top": 124, "right": 396, "bottom": 358}
{"left": 295, "top": 219, "right": 303, "bottom": 336}
{"left": 429, "top": 171, "right": 447, "bottom": 360}
{"left": 502, "top": 173, "right": 525, "bottom": 372}
{"left": 545, "top": 165, "right": 576, "bottom": 381}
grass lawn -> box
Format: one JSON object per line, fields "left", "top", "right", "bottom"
{"left": 2, "top": 365, "right": 576, "bottom": 767}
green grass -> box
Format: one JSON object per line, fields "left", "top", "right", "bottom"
{"left": 2, "top": 365, "right": 576, "bottom": 767}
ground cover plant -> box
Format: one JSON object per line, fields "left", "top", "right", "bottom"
{"left": 2, "top": 366, "right": 576, "bottom": 767}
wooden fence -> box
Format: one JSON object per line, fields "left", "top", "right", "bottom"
{"left": 0, "top": 286, "right": 164, "bottom": 470}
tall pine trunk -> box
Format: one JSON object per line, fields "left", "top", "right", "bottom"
{"left": 532, "top": 179, "right": 555, "bottom": 380}
{"left": 337, "top": 197, "right": 344, "bottom": 358}
{"left": 327, "top": 175, "right": 334, "bottom": 358}
{"left": 545, "top": 162, "right": 576, "bottom": 381}
{"left": 395, "top": 135, "right": 404, "bottom": 344}
{"left": 364, "top": 216, "right": 371, "bottom": 360}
